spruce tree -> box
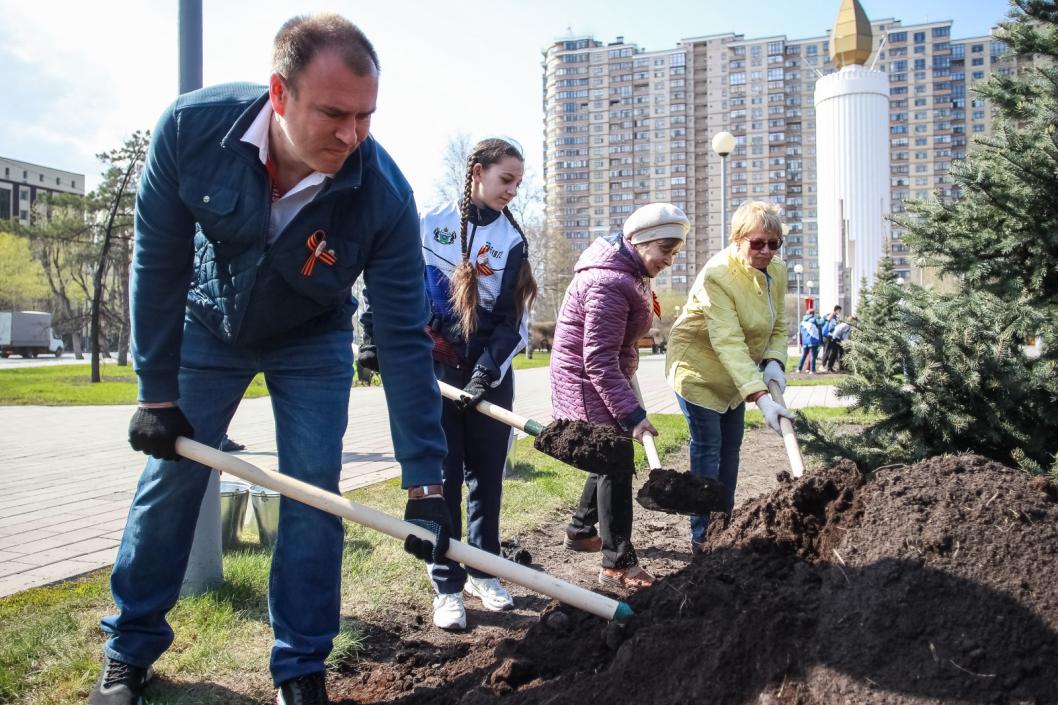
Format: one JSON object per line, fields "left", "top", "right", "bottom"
{"left": 800, "top": 1, "right": 1058, "bottom": 476}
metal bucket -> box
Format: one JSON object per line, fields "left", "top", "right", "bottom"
{"left": 250, "top": 485, "right": 281, "bottom": 546}
{"left": 219, "top": 481, "right": 250, "bottom": 550}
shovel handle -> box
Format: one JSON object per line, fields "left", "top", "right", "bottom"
{"left": 642, "top": 432, "right": 663, "bottom": 471}
{"left": 630, "top": 374, "right": 662, "bottom": 470}
{"left": 175, "top": 437, "right": 630, "bottom": 621}
{"left": 767, "top": 381, "right": 805, "bottom": 477}
{"left": 437, "top": 380, "right": 545, "bottom": 436}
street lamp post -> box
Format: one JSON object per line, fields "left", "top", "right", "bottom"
{"left": 178, "top": 0, "right": 222, "bottom": 598}
{"left": 712, "top": 131, "right": 736, "bottom": 246}
{"left": 806, "top": 280, "right": 815, "bottom": 314}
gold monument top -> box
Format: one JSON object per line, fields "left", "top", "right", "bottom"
{"left": 829, "top": 0, "right": 873, "bottom": 68}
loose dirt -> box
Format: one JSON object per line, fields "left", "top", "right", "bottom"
{"left": 636, "top": 467, "right": 726, "bottom": 515}
{"left": 533, "top": 420, "right": 633, "bottom": 477}
{"left": 330, "top": 430, "right": 1058, "bottom": 705}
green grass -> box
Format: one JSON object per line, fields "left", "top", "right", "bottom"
{"left": 787, "top": 374, "right": 847, "bottom": 387}
{"left": 0, "top": 365, "right": 270, "bottom": 406}
{"left": 745, "top": 405, "right": 881, "bottom": 428}
{"left": 783, "top": 355, "right": 848, "bottom": 386}
{"left": 0, "top": 414, "right": 690, "bottom": 705}
{"left": 511, "top": 351, "right": 551, "bottom": 370}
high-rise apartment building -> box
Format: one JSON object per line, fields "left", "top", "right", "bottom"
{"left": 0, "top": 156, "right": 85, "bottom": 225}
{"left": 542, "top": 16, "right": 1019, "bottom": 293}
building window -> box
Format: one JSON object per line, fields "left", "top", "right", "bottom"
{"left": 932, "top": 26, "right": 950, "bottom": 38}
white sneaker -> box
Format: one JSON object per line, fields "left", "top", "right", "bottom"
{"left": 464, "top": 575, "right": 514, "bottom": 611}
{"left": 432, "top": 592, "right": 466, "bottom": 630}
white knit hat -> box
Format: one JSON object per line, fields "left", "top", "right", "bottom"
{"left": 623, "top": 203, "right": 690, "bottom": 244}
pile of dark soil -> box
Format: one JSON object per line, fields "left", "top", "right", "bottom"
{"left": 397, "top": 455, "right": 1058, "bottom": 704}
{"left": 533, "top": 420, "right": 632, "bottom": 477}
{"left": 636, "top": 467, "right": 726, "bottom": 515}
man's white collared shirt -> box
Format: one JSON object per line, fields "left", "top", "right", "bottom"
{"left": 240, "top": 102, "right": 331, "bottom": 243}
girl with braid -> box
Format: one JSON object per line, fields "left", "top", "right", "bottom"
{"left": 415, "top": 138, "right": 536, "bottom": 630}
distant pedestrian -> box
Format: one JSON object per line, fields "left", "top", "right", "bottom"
{"left": 819, "top": 305, "right": 841, "bottom": 368}
{"left": 797, "top": 310, "right": 822, "bottom": 373}
{"left": 824, "top": 316, "right": 853, "bottom": 372}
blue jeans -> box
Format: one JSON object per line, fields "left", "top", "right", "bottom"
{"left": 676, "top": 394, "right": 745, "bottom": 544}
{"left": 101, "top": 316, "right": 353, "bottom": 686}
{"left": 798, "top": 345, "right": 819, "bottom": 372}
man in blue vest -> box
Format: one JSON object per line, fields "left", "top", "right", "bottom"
{"left": 90, "top": 15, "right": 451, "bottom": 705}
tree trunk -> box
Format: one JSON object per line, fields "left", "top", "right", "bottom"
{"left": 90, "top": 155, "right": 140, "bottom": 383}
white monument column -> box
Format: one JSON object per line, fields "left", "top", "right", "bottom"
{"left": 813, "top": 0, "right": 891, "bottom": 313}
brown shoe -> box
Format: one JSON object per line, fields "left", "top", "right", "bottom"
{"left": 598, "top": 565, "right": 655, "bottom": 590}
{"left": 564, "top": 534, "right": 602, "bottom": 553}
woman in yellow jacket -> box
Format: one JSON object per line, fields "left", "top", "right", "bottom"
{"left": 666, "top": 201, "right": 795, "bottom": 553}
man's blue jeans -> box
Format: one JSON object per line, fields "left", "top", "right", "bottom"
{"left": 101, "top": 316, "right": 353, "bottom": 686}
{"left": 676, "top": 394, "right": 745, "bottom": 544}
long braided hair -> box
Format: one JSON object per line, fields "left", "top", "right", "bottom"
{"left": 449, "top": 138, "right": 538, "bottom": 338}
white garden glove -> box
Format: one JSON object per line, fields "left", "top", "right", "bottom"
{"left": 755, "top": 395, "right": 796, "bottom": 436}
{"left": 762, "top": 359, "right": 786, "bottom": 394}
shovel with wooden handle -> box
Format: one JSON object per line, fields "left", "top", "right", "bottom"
{"left": 175, "top": 437, "right": 633, "bottom": 621}
{"left": 437, "top": 380, "right": 632, "bottom": 477}
{"left": 766, "top": 380, "right": 805, "bottom": 477}
{"left": 437, "top": 380, "right": 546, "bottom": 436}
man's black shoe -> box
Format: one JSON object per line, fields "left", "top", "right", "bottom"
{"left": 88, "top": 656, "right": 152, "bottom": 704}
{"left": 277, "top": 671, "right": 328, "bottom": 705}
{"left": 221, "top": 436, "right": 246, "bottom": 452}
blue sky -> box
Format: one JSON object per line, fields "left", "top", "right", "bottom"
{"left": 0, "top": 0, "right": 1010, "bottom": 205}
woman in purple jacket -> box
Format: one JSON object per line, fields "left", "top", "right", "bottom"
{"left": 550, "top": 203, "right": 689, "bottom": 589}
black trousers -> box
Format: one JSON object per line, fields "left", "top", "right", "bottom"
{"left": 823, "top": 339, "right": 844, "bottom": 371}
{"left": 566, "top": 437, "right": 637, "bottom": 569}
{"left": 429, "top": 361, "right": 514, "bottom": 593}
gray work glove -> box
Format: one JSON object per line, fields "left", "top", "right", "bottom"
{"left": 762, "top": 359, "right": 787, "bottom": 394}
{"left": 755, "top": 395, "right": 795, "bottom": 436}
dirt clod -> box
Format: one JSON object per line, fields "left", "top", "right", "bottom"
{"left": 635, "top": 467, "right": 726, "bottom": 515}
{"left": 533, "top": 419, "right": 632, "bottom": 477}
{"left": 500, "top": 538, "right": 532, "bottom": 566}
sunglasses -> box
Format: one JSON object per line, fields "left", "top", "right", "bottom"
{"left": 747, "top": 238, "right": 783, "bottom": 252}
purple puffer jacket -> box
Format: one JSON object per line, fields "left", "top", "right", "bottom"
{"left": 550, "top": 235, "right": 653, "bottom": 429}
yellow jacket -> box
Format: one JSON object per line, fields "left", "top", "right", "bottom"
{"left": 666, "top": 245, "right": 788, "bottom": 412}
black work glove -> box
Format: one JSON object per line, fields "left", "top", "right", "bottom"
{"left": 455, "top": 368, "right": 492, "bottom": 412}
{"left": 403, "top": 495, "right": 452, "bottom": 564}
{"left": 128, "top": 406, "right": 194, "bottom": 461}
{"left": 356, "top": 344, "right": 379, "bottom": 373}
